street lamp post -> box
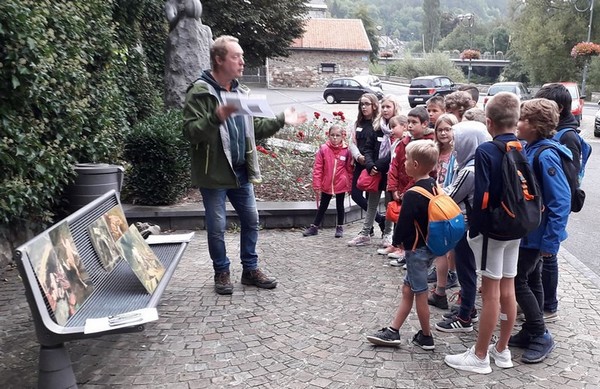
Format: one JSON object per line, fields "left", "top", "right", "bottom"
{"left": 572, "top": 0, "right": 594, "bottom": 99}
{"left": 458, "top": 13, "right": 475, "bottom": 82}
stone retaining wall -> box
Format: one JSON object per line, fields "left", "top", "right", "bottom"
{"left": 269, "top": 50, "right": 370, "bottom": 88}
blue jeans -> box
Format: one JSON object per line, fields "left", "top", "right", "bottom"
{"left": 454, "top": 232, "right": 477, "bottom": 321}
{"left": 542, "top": 253, "right": 559, "bottom": 313}
{"left": 403, "top": 247, "right": 436, "bottom": 293}
{"left": 199, "top": 169, "right": 259, "bottom": 274}
{"left": 515, "top": 248, "right": 545, "bottom": 336}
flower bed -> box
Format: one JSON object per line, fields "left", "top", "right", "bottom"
{"left": 254, "top": 111, "right": 348, "bottom": 202}
{"left": 460, "top": 49, "right": 481, "bottom": 60}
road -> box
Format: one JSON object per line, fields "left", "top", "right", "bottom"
{"left": 255, "top": 82, "right": 600, "bottom": 279}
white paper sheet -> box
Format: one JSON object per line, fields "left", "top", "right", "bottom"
{"left": 84, "top": 307, "right": 158, "bottom": 334}
{"left": 146, "top": 232, "right": 195, "bottom": 245}
{"left": 221, "top": 92, "right": 276, "bottom": 118}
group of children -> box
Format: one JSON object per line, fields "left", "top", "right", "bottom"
{"left": 301, "top": 82, "right": 589, "bottom": 374}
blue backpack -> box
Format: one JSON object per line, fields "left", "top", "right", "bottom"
{"left": 555, "top": 128, "right": 592, "bottom": 185}
{"left": 409, "top": 185, "right": 465, "bottom": 256}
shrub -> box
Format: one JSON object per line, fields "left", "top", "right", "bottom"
{"left": 0, "top": 0, "right": 128, "bottom": 226}
{"left": 122, "top": 110, "right": 191, "bottom": 205}
{"left": 388, "top": 52, "right": 466, "bottom": 82}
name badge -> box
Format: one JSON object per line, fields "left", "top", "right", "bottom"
{"left": 340, "top": 156, "right": 346, "bottom": 161}
{"left": 392, "top": 153, "right": 396, "bottom": 158}
{"left": 377, "top": 136, "right": 384, "bottom": 142}
{"left": 356, "top": 127, "right": 363, "bottom": 132}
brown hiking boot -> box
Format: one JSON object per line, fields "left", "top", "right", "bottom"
{"left": 241, "top": 268, "right": 277, "bottom": 289}
{"left": 214, "top": 271, "right": 233, "bottom": 295}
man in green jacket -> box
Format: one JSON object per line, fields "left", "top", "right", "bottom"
{"left": 183, "top": 35, "right": 306, "bottom": 295}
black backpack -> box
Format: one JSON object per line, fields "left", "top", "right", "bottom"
{"left": 533, "top": 143, "right": 585, "bottom": 213}
{"left": 480, "top": 140, "right": 543, "bottom": 241}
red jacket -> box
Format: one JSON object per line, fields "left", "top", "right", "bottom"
{"left": 312, "top": 141, "right": 353, "bottom": 195}
{"left": 387, "top": 133, "right": 436, "bottom": 194}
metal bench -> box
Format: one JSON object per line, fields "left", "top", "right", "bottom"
{"left": 14, "top": 190, "right": 189, "bottom": 389}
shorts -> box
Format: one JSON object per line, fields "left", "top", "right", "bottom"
{"left": 403, "top": 247, "right": 436, "bottom": 293}
{"left": 468, "top": 234, "right": 519, "bottom": 280}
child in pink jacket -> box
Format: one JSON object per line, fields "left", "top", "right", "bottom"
{"left": 303, "top": 124, "right": 353, "bottom": 238}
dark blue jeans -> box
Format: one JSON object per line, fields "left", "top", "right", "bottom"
{"left": 454, "top": 232, "right": 477, "bottom": 321}
{"left": 199, "top": 169, "right": 259, "bottom": 274}
{"left": 515, "top": 247, "right": 546, "bottom": 336}
{"left": 542, "top": 253, "right": 558, "bottom": 313}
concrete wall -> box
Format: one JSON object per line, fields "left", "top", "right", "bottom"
{"left": 269, "top": 50, "right": 371, "bottom": 88}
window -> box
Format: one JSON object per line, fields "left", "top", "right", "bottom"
{"left": 320, "top": 63, "right": 336, "bottom": 73}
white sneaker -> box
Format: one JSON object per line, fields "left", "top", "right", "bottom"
{"left": 381, "top": 233, "right": 393, "bottom": 247}
{"left": 445, "top": 346, "right": 492, "bottom": 374}
{"left": 347, "top": 235, "right": 371, "bottom": 247}
{"left": 377, "top": 246, "right": 396, "bottom": 255}
{"left": 488, "top": 343, "right": 513, "bottom": 368}
{"left": 388, "top": 248, "right": 404, "bottom": 259}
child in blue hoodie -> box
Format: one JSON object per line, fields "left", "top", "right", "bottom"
{"left": 509, "top": 98, "right": 572, "bottom": 364}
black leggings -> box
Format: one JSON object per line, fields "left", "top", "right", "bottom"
{"left": 313, "top": 193, "right": 346, "bottom": 226}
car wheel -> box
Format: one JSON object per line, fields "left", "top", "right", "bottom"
{"left": 409, "top": 102, "right": 417, "bottom": 108}
{"left": 595, "top": 125, "right": 600, "bottom": 137}
{"left": 325, "top": 94, "right": 336, "bottom": 104}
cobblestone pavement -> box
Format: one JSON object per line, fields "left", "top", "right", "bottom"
{"left": 2, "top": 222, "right": 600, "bottom": 388}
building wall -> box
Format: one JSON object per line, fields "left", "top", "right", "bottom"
{"left": 269, "top": 50, "right": 370, "bottom": 88}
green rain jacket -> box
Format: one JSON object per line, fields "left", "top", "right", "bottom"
{"left": 182, "top": 71, "right": 285, "bottom": 188}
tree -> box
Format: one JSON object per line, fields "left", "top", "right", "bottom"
{"left": 202, "top": 0, "right": 307, "bottom": 67}
{"left": 352, "top": 5, "right": 379, "bottom": 62}
{"left": 422, "top": 0, "right": 441, "bottom": 52}
{"left": 509, "top": 0, "right": 589, "bottom": 84}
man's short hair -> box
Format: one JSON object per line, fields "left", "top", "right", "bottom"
{"left": 520, "top": 98, "right": 560, "bottom": 139}
{"left": 210, "top": 35, "right": 239, "bottom": 70}
{"left": 534, "top": 83, "right": 572, "bottom": 118}
{"left": 426, "top": 95, "right": 445, "bottom": 109}
{"left": 463, "top": 108, "right": 486, "bottom": 124}
{"left": 405, "top": 139, "right": 439, "bottom": 172}
{"left": 408, "top": 106, "right": 429, "bottom": 124}
{"left": 458, "top": 85, "right": 480, "bottom": 105}
{"left": 486, "top": 92, "right": 520, "bottom": 129}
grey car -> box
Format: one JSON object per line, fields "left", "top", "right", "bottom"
{"left": 483, "top": 82, "right": 532, "bottom": 108}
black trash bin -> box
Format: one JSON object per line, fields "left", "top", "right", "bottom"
{"left": 67, "top": 163, "right": 125, "bottom": 212}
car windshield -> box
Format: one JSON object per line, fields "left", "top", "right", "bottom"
{"left": 488, "top": 85, "right": 517, "bottom": 95}
{"left": 565, "top": 85, "right": 578, "bottom": 99}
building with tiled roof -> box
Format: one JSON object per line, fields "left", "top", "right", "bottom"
{"left": 268, "top": 18, "right": 373, "bottom": 88}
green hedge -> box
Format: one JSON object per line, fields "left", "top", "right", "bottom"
{"left": 0, "top": 0, "right": 167, "bottom": 227}
{"left": 122, "top": 110, "right": 191, "bottom": 206}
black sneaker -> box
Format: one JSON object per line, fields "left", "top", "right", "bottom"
{"left": 412, "top": 330, "right": 435, "bottom": 350}
{"left": 241, "top": 269, "right": 278, "bottom": 289}
{"left": 428, "top": 292, "right": 449, "bottom": 309}
{"left": 443, "top": 307, "right": 479, "bottom": 323}
{"left": 369, "top": 226, "right": 375, "bottom": 237}
{"left": 435, "top": 316, "right": 473, "bottom": 333}
{"left": 214, "top": 271, "right": 233, "bottom": 295}
{"left": 366, "top": 327, "right": 401, "bottom": 346}
{"left": 508, "top": 328, "right": 533, "bottom": 348}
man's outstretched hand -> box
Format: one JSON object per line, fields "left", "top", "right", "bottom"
{"left": 284, "top": 107, "right": 307, "bottom": 126}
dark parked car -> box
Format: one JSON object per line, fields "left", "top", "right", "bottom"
{"left": 323, "top": 78, "right": 383, "bottom": 104}
{"left": 407, "top": 76, "right": 456, "bottom": 108}
{"left": 483, "top": 82, "right": 531, "bottom": 108}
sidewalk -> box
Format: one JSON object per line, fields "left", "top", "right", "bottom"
{"left": 2, "top": 221, "right": 600, "bottom": 388}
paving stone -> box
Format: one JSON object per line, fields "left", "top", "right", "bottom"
{"left": 3, "top": 222, "right": 600, "bottom": 387}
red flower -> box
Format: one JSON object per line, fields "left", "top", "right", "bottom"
{"left": 296, "top": 131, "right": 305, "bottom": 141}
{"left": 270, "top": 152, "right": 277, "bottom": 158}
{"left": 314, "top": 112, "right": 321, "bottom": 119}
{"left": 323, "top": 118, "right": 328, "bottom": 123}
{"left": 296, "top": 177, "right": 303, "bottom": 182}
{"left": 257, "top": 145, "right": 269, "bottom": 154}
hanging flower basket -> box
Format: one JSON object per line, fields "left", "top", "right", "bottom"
{"left": 460, "top": 49, "right": 481, "bottom": 60}
{"left": 571, "top": 42, "right": 600, "bottom": 58}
